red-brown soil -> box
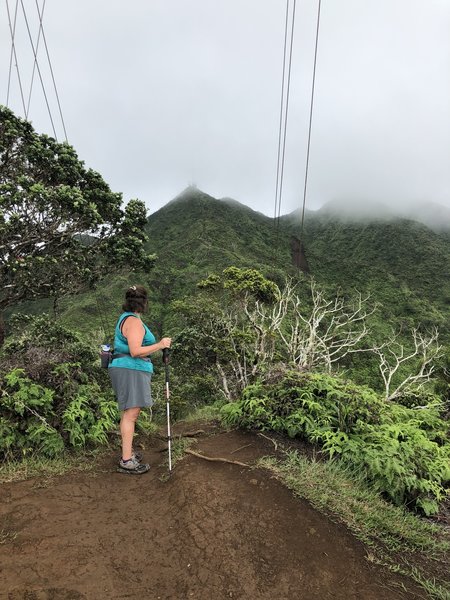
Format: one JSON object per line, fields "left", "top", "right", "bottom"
{"left": 0, "top": 426, "right": 424, "bottom": 600}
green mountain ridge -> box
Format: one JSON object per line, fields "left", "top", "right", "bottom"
{"left": 140, "top": 189, "right": 450, "bottom": 361}
{"left": 10, "top": 187, "right": 450, "bottom": 349}
{"left": 146, "top": 188, "right": 283, "bottom": 292}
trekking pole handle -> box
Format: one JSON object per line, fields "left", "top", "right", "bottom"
{"left": 162, "top": 348, "right": 170, "bottom": 364}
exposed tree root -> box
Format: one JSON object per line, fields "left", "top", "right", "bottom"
{"left": 185, "top": 449, "right": 250, "bottom": 468}
{"left": 155, "top": 429, "right": 206, "bottom": 442}
{"left": 257, "top": 432, "right": 278, "bottom": 451}
{"left": 155, "top": 429, "right": 206, "bottom": 443}
{"left": 231, "top": 443, "right": 253, "bottom": 454}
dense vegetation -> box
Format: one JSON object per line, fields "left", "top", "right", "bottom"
{"left": 222, "top": 371, "right": 450, "bottom": 515}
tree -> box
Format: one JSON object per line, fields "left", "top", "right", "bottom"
{"left": 371, "top": 327, "right": 443, "bottom": 401}
{"left": 0, "top": 106, "right": 155, "bottom": 341}
{"left": 174, "top": 267, "right": 281, "bottom": 400}
{"left": 176, "top": 269, "right": 444, "bottom": 403}
{"left": 273, "top": 279, "right": 374, "bottom": 372}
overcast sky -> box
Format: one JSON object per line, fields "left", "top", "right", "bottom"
{"left": 1, "top": 0, "right": 450, "bottom": 217}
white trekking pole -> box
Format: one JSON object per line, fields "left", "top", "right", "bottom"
{"left": 162, "top": 348, "right": 172, "bottom": 473}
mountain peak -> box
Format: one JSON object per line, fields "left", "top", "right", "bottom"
{"left": 171, "top": 185, "right": 211, "bottom": 202}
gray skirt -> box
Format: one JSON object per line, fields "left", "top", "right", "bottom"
{"left": 109, "top": 367, "right": 153, "bottom": 411}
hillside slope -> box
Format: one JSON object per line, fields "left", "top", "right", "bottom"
{"left": 297, "top": 217, "right": 450, "bottom": 330}
{"left": 10, "top": 188, "right": 450, "bottom": 344}
{"left": 144, "top": 187, "right": 292, "bottom": 300}
{"left": 143, "top": 188, "right": 450, "bottom": 335}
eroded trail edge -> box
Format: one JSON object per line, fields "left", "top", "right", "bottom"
{"left": 0, "top": 427, "right": 421, "bottom": 600}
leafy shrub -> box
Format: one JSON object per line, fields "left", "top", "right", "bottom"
{"left": 151, "top": 371, "right": 220, "bottom": 423}
{"left": 0, "top": 316, "right": 120, "bottom": 460}
{"left": 0, "top": 368, "right": 118, "bottom": 459}
{"left": 221, "top": 371, "right": 450, "bottom": 515}
{"left": 393, "top": 389, "right": 441, "bottom": 409}
{"left": 222, "top": 373, "right": 385, "bottom": 435}
{"left": 1, "top": 314, "right": 101, "bottom": 387}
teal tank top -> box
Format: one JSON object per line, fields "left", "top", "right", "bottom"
{"left": 109, "top": 312, "right": 156, "bottom": 373}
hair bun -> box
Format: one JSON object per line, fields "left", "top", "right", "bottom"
{"left": 125, "top": 285, "right": 147, "bottom": 299}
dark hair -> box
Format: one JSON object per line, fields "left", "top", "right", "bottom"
{"left": 122, "top": 285, "right": 148, "bottom": 313}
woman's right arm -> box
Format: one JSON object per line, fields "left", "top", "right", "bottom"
{"left": 123, "top": 319, "right": 171, "bottom": 358}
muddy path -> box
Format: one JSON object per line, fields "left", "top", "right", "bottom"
{"left": 0, "top": 426, "right": 423, "bottom": 600}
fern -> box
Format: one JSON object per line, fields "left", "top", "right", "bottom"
{"left": 221, "top": 371, "right": 450, "bottom": 515}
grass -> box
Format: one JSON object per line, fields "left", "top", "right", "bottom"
{"left": 177, "top": 404, "right": 223, "bottom": 423}
{"left": 0, "top": 449, "right": 106, "bottom": 484}
{"left": 258, "top": 450, "right": 450, "bottom": 600}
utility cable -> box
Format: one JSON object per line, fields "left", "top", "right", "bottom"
{"left": 26, "top": 0, "right": 46, "bottom": 118}
{"left": 276, "top": 0, "right": 297, "bottom": 227}
{"left": 5, "top": 0, "right": 16, "bottom": 107}
{"left": 300, "top": 0, "right": 322, "bottom": 241}
{"left": 20, "top": 0, "right": 58, "bottom": 139}
{"left": 34, "top": 0, "right": 68, "bottom": 142}
{"left": 5, "top": 0, "right": 27, "bottom": 113}
{"left": 273, "top": 0, "right": 290, "bottom": 225}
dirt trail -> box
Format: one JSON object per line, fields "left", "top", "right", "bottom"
{"left": 0, "top": 426, "right": 422, "bottom": 600}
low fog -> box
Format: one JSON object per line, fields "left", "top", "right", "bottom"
{"left": 1, "top": 0, "right": 449, "bottom": 221}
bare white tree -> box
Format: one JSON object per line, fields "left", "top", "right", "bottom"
{"left": 372, "top": 327, "right": 443, "bottom": 401}
{"left": 208, "top": 276, "right": 442, "bottom": 403}
{"left": 215, "top": 292, "right": 289, "bottom": 400}
{"left": 214, "top": 279, "right": 375, "bottom": 398}
{"left": 273, "top": 279, "right": 375, "bottom": 372}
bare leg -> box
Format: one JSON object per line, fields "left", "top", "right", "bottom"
{"left": 120, "top": 407, "right": 141, "bottom": 460}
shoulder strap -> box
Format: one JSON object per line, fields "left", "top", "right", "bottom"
{"left": 119, "top": 314, "right": 138, "bottom": 334}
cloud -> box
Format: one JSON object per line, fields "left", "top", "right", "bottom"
{"left": 1, "top": 0, "right": 449, "bottom": 217}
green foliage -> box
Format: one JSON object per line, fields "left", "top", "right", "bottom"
{"left": 0, "top": 368, "right": 64, "bottom": 458}
{"left": 1, "top": 314, "right": 100, "bottom": 390}
{"left": 0, "top": 106, "right": 155, "bottom": 315}
{"left": 199, "top": 266, "right": 280, "bottom": 304}
{"left": 0, "top": 368, "right": 118, "bottom": 459}
{"left": 62, "top": 384, "right": 117, "bottom": 447}
{"left": 142, "top": 189, "right": 449, "bottom": 397}
{"left": 10, "top": 186, "right": 448, "bottom": 401}
{"left": 0, "top": 315, "right": 119, "bottom": 460}
{"left": 221, "top": 371, "right": 450, "bottom": 514}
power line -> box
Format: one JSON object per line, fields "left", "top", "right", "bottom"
{"left": 20, "top": 0, "right": 58, "bottom": 139}
{"left": 26, "top": 0, "right": 46, "bottom": 118}
{"left": 33, "top": 0, "right": 68, "bottom": 142}
{"left": 273, "top": 0, "right": 290, "bottom": 224}
{"left": 300, "top": 0, "right": 322, "bottom": 240}
{"left": 276, "top": 0, "right": 297, "bottom": 227}
{"left": 6, "top": 0, "right": 16, "bottom": 106}
{"left": 5, "top": 0, "right": 27, "bottom": 113}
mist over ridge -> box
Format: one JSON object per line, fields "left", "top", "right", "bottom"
{"left": 153, "top": 185, "right": 450, "bottom": 233}
{"left": 314, "top": 198, "right": 450, "bottom": 232}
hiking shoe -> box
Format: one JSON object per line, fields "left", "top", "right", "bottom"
{"left": 117, "top": 450, "right": 143, "bottom": 462}
{"left": 117, "top": 456, "right": 150, "bottom": 475}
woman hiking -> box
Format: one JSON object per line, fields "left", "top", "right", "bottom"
{"left": 109, "top": 285, "right": 171, "bottom": 474}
